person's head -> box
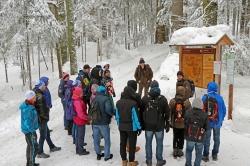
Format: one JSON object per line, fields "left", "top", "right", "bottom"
{"left": 207, "top": 81, "right": 218, "bottom": 93}
{"left": 104, "top": 70, "right": 111, "bottom": 78}
{"left": 25, "top": 90, "right": 36, "bottom": 105}
{"left": 83, "top": 64, "right": 91, "bottom": 73}
{"left": 73, "top": 79, "right": 82, "bottom": 87}
{"left": 139, "top": 58, "right": 145, "bottom": 68}
{"left": 96, "top": 86, "right": 106, "bottom": 95}
{"left": 177, "top": 71, "right": 184, "bottom": 81}
{"left": 35, "top": 80, "right": 46, "bottom": 92}
{"left": 40, "top": 76, "right": 49, "bottom": 86}
{"left": 104, "top": 64, "right": 110, "bottom": 70}
{"left": 62, "top": 72, "right": 70, "bottom": 81}
{"left": 149, "top": 80, "right": 161, "bottom": 96}
{"left": 192, "top": 98, "right": 203, "bottom": 110}
{"left": 127, "top": 80, "right": 137, "bottom": 91}
{"left": 73, "top": 87, "right": 83, "bottom": 98}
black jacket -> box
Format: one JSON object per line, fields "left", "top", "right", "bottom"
{"left": 116, "top": 86, "right": 142, "bottom": 131}
{"left": 34, "top": 89, "right": 50, "bottom": 123}
{"left": 184, "top": 108, "right": 208, "bottom": 143}
{"left": 142, "top": 88, "right": 170, "bottom": 132}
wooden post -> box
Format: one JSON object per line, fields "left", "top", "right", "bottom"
{"left": 228, "top": 84, "right": 233, "bottom": 120}
{"left": 215, "top": 44, "right": 222, "bottom": 94}
{"left": 179, "top": 46, "right": 183, "bottom": 71}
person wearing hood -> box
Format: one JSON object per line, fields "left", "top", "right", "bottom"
{"left": 19, "top": 90, "right": 39, "bottom": 166}
{"left": 202, "top": 82, "right": 226, "bottom": 162}
{"left": 39, "top": 77, "right": 52, "bottom": 109}
{"left": 116, "top": 80, "right": 142, "bottom": 166}
{"left": 184, "top": 98, "right": 208, "bottom": 166}
{"left": 34, "top": 80, "right": 61, "bottom": 159}
{"left": 169, "top": 86, "right": 192, "bottom": 158}
{"left": 134, "top": 58, "right": 153, "bottom": 97}
{"left": 58, "top": 72, "right": 70, "bottom": 129}
{"left": 72, "top": 87, "right": 90, "bottom": 155}
{"left": 91, "top": 86, "right": 114, "bottom": 161}
{"left": 141, "top": 80, "right": 170, "bottom": 166}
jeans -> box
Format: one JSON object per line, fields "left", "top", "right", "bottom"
{"left": 145, "top": 130, "right": 164, "bottom": 161}
{"left": 185, "top": 141, "right": 203, "bottom": 166}
{"left": 203, "top": 127, "right": 220, "bottom": 157}
{"left": 93, "top": 125, "right": 111, "bottom": 159}
{"left": 173, "top": 128, "right": 185, "bottom": 150}
{"left": 25, "top": 133, "right": 38, "bottom": 165}
{"left": 120, "top": 130, "right": 137, "bottom": 162}
{"left": 75, "top": 125, "right": 86, "bottom": 153}
{"left": 61, "top": 100, "right": 68, "bottom": 128}
{"left": 38, "top": 121, "right": 54, "bottom": 154}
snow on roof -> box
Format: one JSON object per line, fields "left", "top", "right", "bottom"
{"left": 170, "top": 24, "right": 232, "bottom": 46}
{"left": 47, "top": 0, "right": 57, "bottom": 5}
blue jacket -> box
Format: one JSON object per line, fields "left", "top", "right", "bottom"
{"left": 202, "top": 82, "right": 226, "bottom": 128}
{"left": 40, "top": 77, "right": 52, "bottom": 108}
{"left": 92, "top": 86, "right": 114, "bottom": 125}
{"left": 19, "top": 102, "right": 39, "bottom": 134}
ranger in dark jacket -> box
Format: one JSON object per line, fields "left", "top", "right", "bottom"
{"left": 134, "top": 58, "right": 153, "bottom": 97}
{"left": 142, "top": 80, "right": 170, "bottom": 166}
{"left": 116, "top": 80, "right": 142, "bottom": 166}
{"left": 34, "top": 81, "right": 61, "bottom": 159}
{"left": 185, "top": 98, "right": 208, "bottom": 166}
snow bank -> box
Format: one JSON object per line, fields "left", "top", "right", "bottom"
{"left": 170, "top": 24, "right": 231, "bottom": 45}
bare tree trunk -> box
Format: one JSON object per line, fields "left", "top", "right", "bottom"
{"left": 50, "top": 46, "right": 54, "bottom": 72}
{"left": 56, "top": 43, "right": 63, "bottom": 78}
{"left": 3, "top": 55, "right": 8, "bottom": 83}
{"left": 31, "top": 46, "right": 34, "bottom": 66}
{"left": 203, "top": 0, "right": 218, "bottom": 26}
{"left": 38, "top": 36, "right": 41, "bottom": 79}
{"left": 127, "top": 1, "right": 131, "bottom": 50}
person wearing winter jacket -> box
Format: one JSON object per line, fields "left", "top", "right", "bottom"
{"left": 58, "top": 72, "right": 70, "bottom": 129}
{"left": 92, "top": 86, "right": 114, "bottom": 161}
{"left": 64, "top": 80, "right": 74, "bottom": 135}
{"left": 72, "top": 87, "right": 90, "bottom": 155}
{"left": 169, "top": 86, "right": 192, "bottom": 158}
{"left": 34, "top": 81, "right": 61, "bottom": 158}
{"left": 202, "top": 82, "right": 226, "bottom": 162}
{"left": 142, "top": 80, "right": 170, "bottom": 166}
{"left": 39, "top": 77, "right": 52, "bottom": 109}
{"left": 185, "top": 98, "right": 208, "bottom": 166}
{"left": 19, "top": 90, "right": 39, "bottom": 166}
{"left": 102, "top": 70, "right": 116, "bottom": 97}
{"left": 116, "top": 80, "right": 142, "bottom": 166}
{"left": 176, "top": 71, "right": 192, "bottom": 100}
{"left": 134, "top": 58, "right": 153, "bottom": 97}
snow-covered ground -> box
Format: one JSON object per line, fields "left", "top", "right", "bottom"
{"left": 0, "top": 43, "right": 250, "bottom": 166}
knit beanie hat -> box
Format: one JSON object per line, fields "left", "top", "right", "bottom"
{"left": 139, "top": 58, "right": 145, "bottom": 64}
{"left": 62, "top": 72, "right": 69, "bottom": 80}
{"left": 127, "top": 80, "right": 137, "bottom": 91}
{"left": 25, "top": 90, "right": 36, "bottom": 100}
{"left": 150, "top": 80, "right": 159, "bottom": 89}
{"left": 192, "top": 98, "right": 203, "bottom": 110}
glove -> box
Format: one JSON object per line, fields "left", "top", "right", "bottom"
{"left": 165, "top": 122, "right": 170, "bottom": 133}
{"left": 137, "top": 130, "right": 142, "bottom": 136}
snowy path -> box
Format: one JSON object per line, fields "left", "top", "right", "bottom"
{"left": 0, "top": 44, "right": 250, "bottom": 166}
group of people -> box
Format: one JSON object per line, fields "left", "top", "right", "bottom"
{"left": 20, "top": 58, "right": 226, "bottom": 166}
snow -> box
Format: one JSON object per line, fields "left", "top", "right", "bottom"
{"left": 170, "top": 25, "right": 231, "bottom": 45}
{"left": 0, "top": 43, "right": 250, "bottom": 166}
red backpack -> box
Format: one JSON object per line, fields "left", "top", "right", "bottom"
{"left": 203, "top": 95, "right": 218, "bottom": 121}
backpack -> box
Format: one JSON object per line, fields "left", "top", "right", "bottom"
{"left": 187, "top": 111, "right": 205, "bottom": 141}
{"left": 65, "top": 87, "right": 75, "bottom": 120}
{"left": 88, "top": 100, "right": 102, "bottom": 123}
{"left": 187, "top": 79, "right": 195, "bottom": 98}
{"left": 203, "top": 95, "right": 219, "bottom": 121}
{"left": 174, "top": 99, "right": 185, "bottom": 123}
{"left": 143, "top": 96, "right": 162, "bottom": 129}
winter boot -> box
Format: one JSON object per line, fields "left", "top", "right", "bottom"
{"left": 37, "top": 153, "right": 50, "bottom": 158}
{"left": 97, "top": 153, "right": 104, "bottom": 160}
{"left": 146, "top": 160, "right": 152, "bottom": 166}
{"left": 177, "top": 149, "right": 184, "bottom": 157}
{"left": 128, "top": 161, "right": 139, "bottom": 166}
{"left": 26, "top": 162, "right": 40, "bottom": 166}
{"left": 202, "top": 156, "right": 209, "bottom": 162}
{"left": 212, "top": 155, "right": 218, "bottom": 161}
{"left": 156, "top": 160, "right": 166, "bottom": 166}
{"left": 104, "top": 154, "right": 113, "bottom": 161}
{"left": 77, "top": 149, "right": 90, "bottom": 156}
{"left": 173, "top": 149, "right": 178, "bottom": 158}
{"left": 50, "top": 146, "right": 62, "bottom": 152}
{"left": 122, "top": 160, "right": 128, "bottom": 166}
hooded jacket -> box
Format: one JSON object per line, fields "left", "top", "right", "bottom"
{"left": 92, "top": 86, "right": 114, "bottom": 125}
{"left": 202, "top": 82, "right": 226, "bottom": 128}
{"left": 19, "top": 102, "right": 39, "bottom": 134}
{"left": 72, "top": 87, "right": 88, "bottom": 126}
{"left": 169, "top": 86, "right": 192, "bottom": 129}
{"left": 40, "top": 77, "right": 52, "bottom": 108}
{"left": 34, "top": 88, "right": 50, "bottom": 122}
{"left": 142, "top": 87, "right": 170, "bottom": 132}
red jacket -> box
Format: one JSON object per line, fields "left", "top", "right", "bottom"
{"left": 72, "top": 87, "right": 88, "bottom": 126}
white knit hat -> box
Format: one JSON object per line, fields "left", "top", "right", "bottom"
{"left": 192, "top": 98, "right": 203, "bottom": 109}
{"left": 25, "top": 90, "right": 36, "bottom": 100}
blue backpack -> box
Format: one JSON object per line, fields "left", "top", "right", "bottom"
{"left": 65, "top": 86, "right": 76, "bottom": 120}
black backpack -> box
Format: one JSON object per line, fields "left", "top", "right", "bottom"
{"left": 88, "top": 100, "right": 102, "bottom": 123}
{"left": 203, "top": 95, "right": 219, "bottom": 121}
{"left": 187, "top": 111, "right": 205, "bottom": 141}
{"left": 174, "top": 99, "right": 185, "bottom": 123}
{"left": 143, "top": 96, "right": 163, "bottom": 129}
{"left": 187, "top": 79, "right": 195, "bottom": 98}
